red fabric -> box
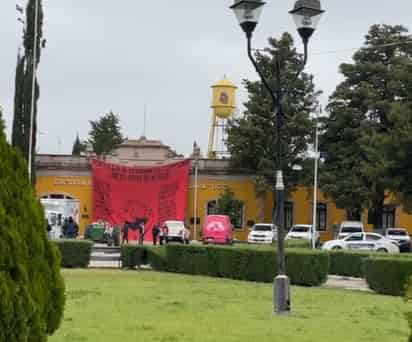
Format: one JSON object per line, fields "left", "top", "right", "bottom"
{"left": 92, "top": 159, "right": 190, "bottom": 241}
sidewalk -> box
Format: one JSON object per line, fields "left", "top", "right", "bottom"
{"left": 324, "top": 275, "right": 371, "bottom": 292}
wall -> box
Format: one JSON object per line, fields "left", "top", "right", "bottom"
{"left": 36, "top": 176, "right": 93, "bottom": 234}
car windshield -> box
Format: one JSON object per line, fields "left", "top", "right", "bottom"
{"left": 387, "top": 230, "right": 407, "bottom": 236}
{"left": 253, "top": 225, "right": 273, "bottom": 232}
{"left": 291, "top": 226, "right": 310, "bottom": 233}
{"left": 341, "top": 227, "right": 362, "bottom": 233}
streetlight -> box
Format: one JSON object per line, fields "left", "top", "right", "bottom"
{"left": 230, "top": 0, "right": 324, "bottom": 314}
{"left": 193, "top": 142, "right": 201, "bottom": 241}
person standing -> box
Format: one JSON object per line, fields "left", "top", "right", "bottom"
{"left": 138, "top": 220, "right": 145, "bottom": 245}
{"left": 122, "top": 221, "right": 129, "bottom": 244}
{"left": 160, "top": 223, "right": 168, "bottom": 245}
{"left": 152, "top": 223, "right": 160, "bottom": 245}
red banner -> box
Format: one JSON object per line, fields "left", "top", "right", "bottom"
{"left": 92, "top": 159, "right": 190, "bottom": 241}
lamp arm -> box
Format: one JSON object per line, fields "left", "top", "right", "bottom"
{"left": 247, "top": 35, "right": 278, "bottom": 107}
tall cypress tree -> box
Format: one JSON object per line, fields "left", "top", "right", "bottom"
{"left": 12, "top": 0, "right": 44, "bottom": 184}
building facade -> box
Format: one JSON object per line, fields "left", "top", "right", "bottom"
{"left": 35, "top": 137, "right": 412, "bottom": 241}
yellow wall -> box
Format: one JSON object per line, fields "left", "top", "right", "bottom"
{"left": 36, "top": 176, "right": 93, "bottom": 234}
{"left": 185, "top": 177, "right": 347, "bottom": 242}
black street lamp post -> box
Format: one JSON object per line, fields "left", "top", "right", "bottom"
{"left": 230, "top": 0, "right": 324, "bottom": 314}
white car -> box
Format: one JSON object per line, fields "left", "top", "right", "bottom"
{"left": 322, "top": 232, "right": 399, "bottom": 254}
{"left": 337, "top": 221, "right": 364, "bottom": 239}
{"left": 163, "top": 220, "right": 186, "bottom": 243}
{"left": 285, "top": 224, "right": 320, "bottom": 244}
{"left": 385, "top": 228, "right": 411, "bottom": 252}
{"left": 248, "top": 223, "right": 277, "bottom": 244}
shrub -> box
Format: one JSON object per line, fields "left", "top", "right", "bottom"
{"left": 54, "top": 240, "right": 92, "bottom": 268}
{"left": 328, "top": 250, "right": 371, "bottom": 278}
{"left": 286, "top": 249, "right": 329, "bottom": 286}
{"left": 0, "top": 115, "right": 64, "bottom": 341}
{"left": 165, "top": 245, "right": 329, "bottom": 286}
{"left": 284, "top": 239, "right": 311, "bottom": 249}
{"left": 120, "top": 245, "right": 167, "bottom": 271}
{"left": 364, "top": 257, "right": 412, "bottom": 296}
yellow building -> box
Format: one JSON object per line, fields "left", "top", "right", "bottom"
{"left": 35, "top": 138, "right": 410, "bottom": 241}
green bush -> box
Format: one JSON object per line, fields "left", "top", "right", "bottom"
{"left": 0, "top": 113, "right": 65, "bottom": 341}
{"left": 165, "top": 245, "right": 329, "bottom": 286}
{"left": 54, "top": 240, "right": 92, "bottom": 268}
{"left": 364, "top": 257, "right": 412, "bottom": 296}
{"left": 286, "top": 249, "right": 329, "bottom": 286}
{"left": 120, "top": 245, "right": 167, "bottom": 271}
{"left": 405, "top": 277, "right": 412, "bottom": 342}
{"left": 328, "top": 250, "right": 371, "bottom": 277}
{"left": 284, "top": 239, "right": 311, "bottom": 249}
{"left": 121, "top": 245, "right": 147, "bottom": 268}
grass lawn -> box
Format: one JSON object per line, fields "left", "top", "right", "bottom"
{"left": 49, "top": 269, "right": 409, "bottom": 342}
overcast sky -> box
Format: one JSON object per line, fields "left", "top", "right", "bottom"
{"left": 1, "top": 1, "right": 411, "bottom": 156}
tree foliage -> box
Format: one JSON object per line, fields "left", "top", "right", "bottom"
{"left": 0, "top": 110, "right": 65, "bottom": 341}
{"left": 71, "top": 133, "right": 85, "bottom": 156}
{"left": 226, "top": 33, "right": 319, "bottom": 194}
{"left": 216, "top": 187, "right": 244, "bottom": 228}
{"left": 12, "top": 0, "right": 44, "bottom": 184}
{"left": 320, "top": 24, "right": 412, "bottom": 225}
{"left": 88, "top": 111, "right": 124, "bottom": 156}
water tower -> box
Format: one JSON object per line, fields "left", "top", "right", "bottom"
{"left": 207, "top": 77, "right": 237, "bottom": 159}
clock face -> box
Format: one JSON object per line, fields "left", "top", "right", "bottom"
{"left": 219, "top": 92, "right": 229, "bottom": 105}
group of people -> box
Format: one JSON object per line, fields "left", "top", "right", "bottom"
{"left": 47, "top": 216, "right": 79, "bottom": 239}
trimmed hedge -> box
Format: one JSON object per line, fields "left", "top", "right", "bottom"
{"left": 121, "top": 244, "right": 147, "bottom": 268}
{"left": 328, "top": 250, "right": 371, "bottom": 278}
{"left": 284, "top": 239, "right": 311, "bottom": 249}
{"left": 166, "top": 245, "right": 329, "bottom": 286}
{"left": 54, "top": 240, "right": 92, "bottom": 268}
{"left": 121, "top": 245, "right": 167, "bottom": 271}
{"left": 364, "top": 257, "right": 412, "bottom": 296}
{"left": 120, "top": 244, "right": 329, "bottom": 286}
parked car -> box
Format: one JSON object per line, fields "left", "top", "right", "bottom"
{"left": 285, "top": 224, "right": 320, "bottom": 244}
{"left": 248, "top": 223, "right": 277, "bottom": 244}
{"left": 202, "top": 215, "right": 233, "bottom": 245}
{"left": 162, "top": 220, "right": 186, "bottom": 243}
{"left": 322, "top": 232, "right": 399, "bottom": 253}
{"left": 385, "top": 228, "right": 411, "bottom": 253}
{"left": 337, "top": 221, "right": 364, "bottom": 239}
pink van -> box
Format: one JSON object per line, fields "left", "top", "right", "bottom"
{"left": 202, "top": 215, "right": 233, "bottom": 245}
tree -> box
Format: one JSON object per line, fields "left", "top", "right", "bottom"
{"left": 72, "top": 133, "right": 85, "bottom": 156}
{"left": 88, "top": 111, "right": 124, "bottom": 156}
{"left": 12, "top": 0, "right": 44, "bottom": 184}
{"left": 226, "top": 33, "right": 319, "bottom": 207}
{"left": 0, "top": 107, "right": 65, "bottom": 341}
{"left": 216, "top": 187, "right": 244, "bottom": 228}
{"left": 320, "top": 24, "right": 412, "bottom": 227}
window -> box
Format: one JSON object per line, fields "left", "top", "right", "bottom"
{"left": 284, "top": 202, "right": 294, "bottom": 230}
{"left": 316, "top": 203, "right": 327, "bottom": 231}
{"left": 365, "top": 234, "right": 381, "bottom": 241}
{"left": 346, "top": 233, "right": 363, "bottom": 241}
{"left": 207, "top": 200, "right": 218, "bottom": 215}
{"left": 382, "top": 206, "right": 396, "bottom": 229}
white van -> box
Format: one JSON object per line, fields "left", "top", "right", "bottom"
{"left": 338, "top": 221, "right": 364, "bottom": 239}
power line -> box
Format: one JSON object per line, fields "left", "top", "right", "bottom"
{"left": 252, "top": 39, "right": 412, "bottom": 57}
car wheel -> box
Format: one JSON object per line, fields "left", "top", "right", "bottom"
{"left": 331, "top": 246, "right": 342, "bottom": 250}
{"left": 377, "top": 248, "right": 388, "bottom": 253}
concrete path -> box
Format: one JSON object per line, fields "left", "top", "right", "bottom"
{"left": 324, "top": 275, "right": 371, "bottom": 292}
